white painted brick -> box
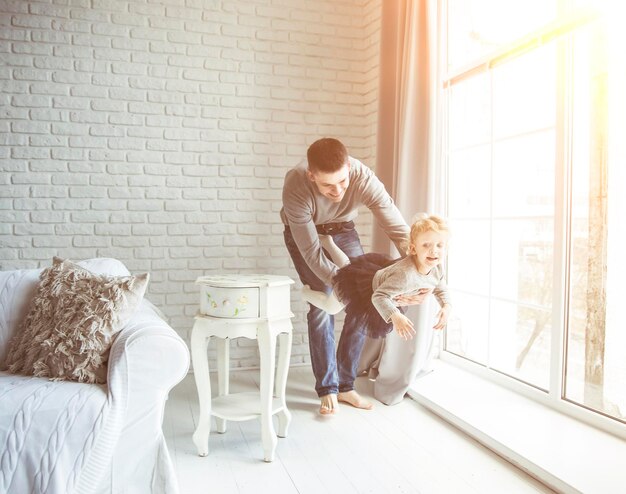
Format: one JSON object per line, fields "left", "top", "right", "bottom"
{"left": 90, "top": 199, "right": 128, "bottom": 211}
{"left": 53, "top": 96, "right": 92, "bottom": 110}
{"left": 143, "top": 163, "right": 173, "bottom": 175}
{"left": 109, "top": 212, "right": 146, "bottom": 224}
{"left": 89, "top": 125, "right": 124, "bottom": 137}
{"left": 112, "top": 38, "right": 150, "bottom": 52}
{"left": 72, "top": 33, "right": 110, "bottom": 48}
{"left": 51, "top": 198, "right": 91, "bottom": 211}
{"left": 130, "top": 3, "right": 165, "bottom": 16}
{"left": 92, "top": 0, "right": 127, "bottom": 13}
{"left": 163, "top": 152, "right": 198, "bottom": 165}
{"left": 0, "top": 81, "right": 28, "bottom": 96}
{"left": 51, "top": 174, "right": 88, "bottom": 185}
{"left": 11, "top": 94, "right": 51, "bottom": 107}
{"left": 109, "top": 113, "right": 143, "bottom": 125}
{"left": 1, "top": 1, "right": 28, "bottom": 14}
{"left": 130, "top": 224, "right": 166, "bottom": 236}
{"left": 14, "top": 223, "right": 55, "bottom": 235}
{"left": 19, "top": 248, "right": 62, "bottom": 261}
{"left": 11, "top": 15, "right": 51, "bottom": 29}
{"left": 148, "top": 236, "right": 186, "bottom": 247}
{"left": 68, "top": 136, "right": 107, "bottom": 148}
{"left": 73, "top": 236, "right": 110, "bottom": 248}
{"left": 149, "top": 189, "right": 183, "bottom": 200}
{"left": 51, "top": 122, "right": 88, "bottom": 135}
{"left": 125, "top": 175, "right": 162, "bottom": 188}
{"left": 107, "top": 138, "right": 144, "bottom": 151}
{"left": 74, "top": 60, "right": 108, "bottom": 73}
{"left": 51, "top": 148, "right": 86, "bottom": 160}
{"left": 95, "top": 224, "right": 131, "bottom": 236}
{"left": 109, "top": 87, "right": 145, "bottom": 101}
{"left": 181, "top": 188, "right": 217, "bottom": 200}
{"left": 106, "top": 186, "right": 143, "bottom": 199}
{"left": 126, "top": 150, "right": 164, "bottom": 163}
{"left": 70, "top": 6, "right": 107, "bottom": 22}
{"left": 147, "top": 212, "right": 186, "bottom": 224}
{"left": 11, "top": 147, "right": 49, "bottom": 159}
{"left": 13, "top": 121, "right": 49, "bottom": 135}
{"left": 167, "top": 224, "right": 202, "bottom": 235}
{"left": 146, "top": 139, "right": 177, "bottom": 151}
{"left": 111, "top": 237, "right": 149, "bottom": 248}
{"left": 91, "top": 73, "right": 128, "bottom": 88}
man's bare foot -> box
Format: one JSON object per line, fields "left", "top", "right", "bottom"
{"left": 337, "top": 390, "right": 373, "bottom": 410}
{"left": 319, "top": 393, "right": 339, "bottom": 415}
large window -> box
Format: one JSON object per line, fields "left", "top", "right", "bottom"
{"left": 440, "top": 0, "right": 625, "bottom": 429}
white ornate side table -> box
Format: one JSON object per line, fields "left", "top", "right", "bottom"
{"left": 190, "top": 274, "right": 294, "bottom": 462}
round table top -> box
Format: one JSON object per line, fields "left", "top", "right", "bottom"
{"left": 195, "top": 274, "right": 294, "bottom": 288}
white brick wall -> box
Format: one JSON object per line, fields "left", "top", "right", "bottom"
{"left": 0, "top": 0, "right": 382, "bottom": 370}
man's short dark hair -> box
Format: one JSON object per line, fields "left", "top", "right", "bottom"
{"left": 306, "top": 138, "right": 349, "bottom": 173}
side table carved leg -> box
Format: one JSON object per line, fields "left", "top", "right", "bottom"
{"left": 191, "top": 326, "right": 211, "bottom": 457}
{"left": 275, "top": 330, "right": 292, "bottom": 438}
{"left": 257, "top": 324, "right": 278, "bottom": 462}
{"left": 215, "top": 337, "right": 229, "bottom": 434}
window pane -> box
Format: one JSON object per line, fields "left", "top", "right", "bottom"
{"left": 491, "top": 218, "right": 554, "bottom": 309}
{"left": 490, "top": 300, "right": 551, "bottom": 389}
{"left": 448, "top": 74, "right": 490, "bottom": 149}
{"left": 447, "top": 219, "right": 490, "bottom": 296}
{"left": 492, "top": 131, "right": 555, "bottom": 217}
{"left": 565, "top": 21, "right": 626, "bottom": 422}
{"left": 448, "top": 146, "right": 490, "bottom": 218}
{"left": 446, "top": 0, "right": 557, "bottom": 72}
{"left": 492, "top": 45, "right": 557, "bottom": 139}
{"left": 445, "top": 291, "right": 489, "bottom": 364}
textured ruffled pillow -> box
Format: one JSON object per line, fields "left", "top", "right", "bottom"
{"left": 3, "top": 257, "right": 149, "bottom": 384}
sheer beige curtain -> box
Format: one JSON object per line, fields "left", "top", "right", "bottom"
{"left": 360, "top": 0, "right": 439, "bottom": 405}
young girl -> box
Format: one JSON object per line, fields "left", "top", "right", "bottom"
{"left": 302, "top": 214, "right": 451, "bottom": 340}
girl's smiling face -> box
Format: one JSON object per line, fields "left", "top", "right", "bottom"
{"left": 409, "top": 229, "right": 449, "bottom": 274}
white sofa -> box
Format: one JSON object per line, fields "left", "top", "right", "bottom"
{"left": 0, "top": 258, "right": 190, "bottom": 494}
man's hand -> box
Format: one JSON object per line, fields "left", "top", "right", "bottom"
{"left": 394, "top": 288, "right": 432, "bottom": 307}
{"left": 390, "top": 312, "right": 415, "bottom": 340}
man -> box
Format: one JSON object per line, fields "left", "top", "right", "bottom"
{"left": 281, "top": 137, "right": 426, "bottom": 415}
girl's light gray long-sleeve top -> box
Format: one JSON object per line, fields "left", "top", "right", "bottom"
{"left": 371, "top": 257, "right": 451, "bottom": 323}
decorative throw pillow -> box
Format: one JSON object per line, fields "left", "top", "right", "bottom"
{"left": 3, "top": 257, "right": 149, "bottom": 384}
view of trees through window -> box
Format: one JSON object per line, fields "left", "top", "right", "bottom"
{"left": 440, "top": 0, "right": 625, "bottom": 426}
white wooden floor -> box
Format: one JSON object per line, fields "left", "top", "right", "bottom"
{"left": 163, "top": 367, "right": 555, "bottom": 494}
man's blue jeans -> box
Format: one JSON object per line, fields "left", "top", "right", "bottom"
{"left": 283, "top": 225, "right": 366, "bottom": 397}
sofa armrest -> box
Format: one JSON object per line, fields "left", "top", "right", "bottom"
{"left": 108, "top": 301, "right": 190, "bottom": 396}
{"left": 99, "top": 301, "right": 189, "bottom": 494}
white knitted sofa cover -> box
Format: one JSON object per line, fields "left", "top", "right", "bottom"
{"left": 0, "top": 258, "right": 189, "bottom": 494}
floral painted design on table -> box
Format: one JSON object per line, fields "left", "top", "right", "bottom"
{"left": 205, "top": 291, "right": 249, "bottom": 317}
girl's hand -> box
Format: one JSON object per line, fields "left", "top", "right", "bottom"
{"left": 391, "top": 312, "right": 415, "bottom": 340}
{"left": 433, "top": 304, "right": 451, "bottom": 330}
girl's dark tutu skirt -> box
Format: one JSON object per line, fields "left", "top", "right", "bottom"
{"left": 333, "top": 253, "right": 404, "bottom": 339}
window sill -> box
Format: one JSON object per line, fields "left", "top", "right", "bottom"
{"left": 407, "top": 360, "right": 626, "bottom": 494}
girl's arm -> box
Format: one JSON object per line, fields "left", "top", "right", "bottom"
{"left": 371, "top": 267, "right": 413, "bottom": 323}
{"left": 433, "top": 274, "right": 452, "bottom": 330}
